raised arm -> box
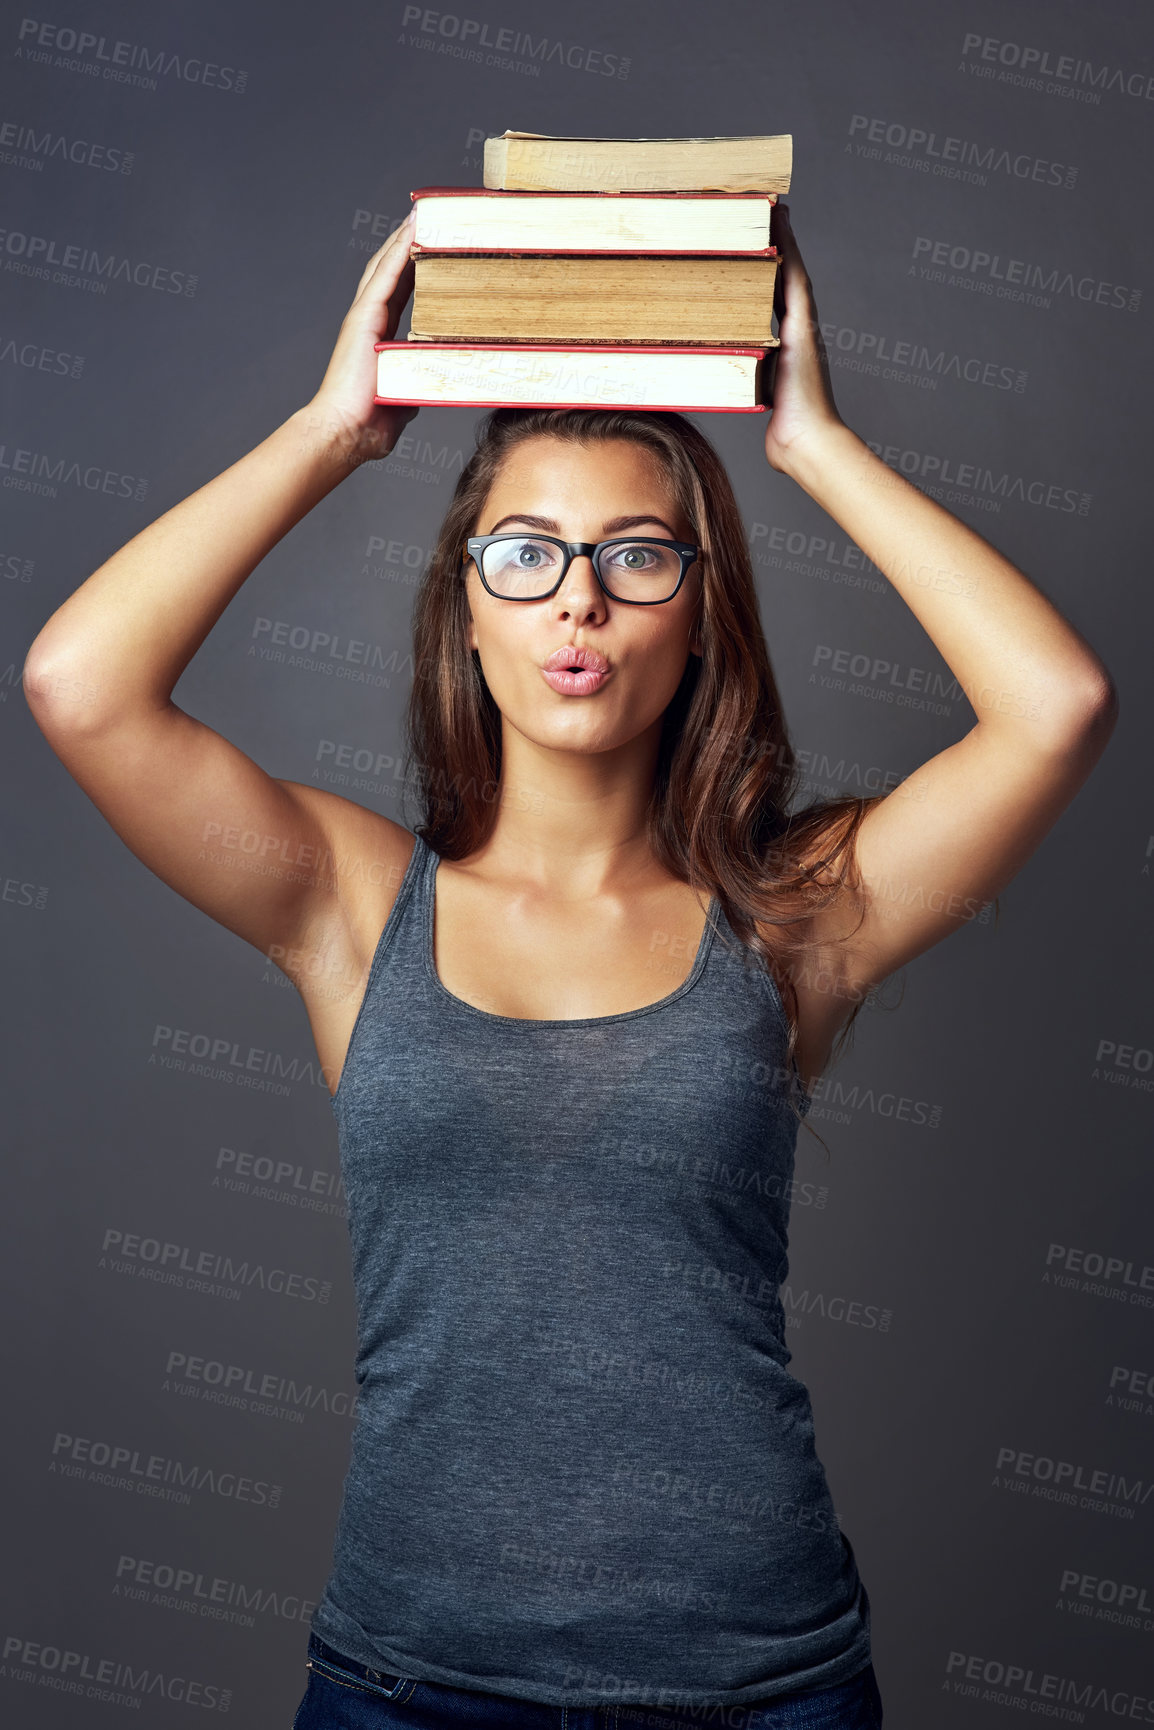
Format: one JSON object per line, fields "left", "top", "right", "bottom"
{"left": 764, "top": 202, "right": 1118, "bottom": 1001}
{"left": 22, "top": 210, "right": 420, "bottom": 974}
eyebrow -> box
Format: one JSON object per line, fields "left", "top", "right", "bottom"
{"left": 484, "top": 513, "right": 681, "bottom": 537}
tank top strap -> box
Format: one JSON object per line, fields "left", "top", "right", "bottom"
{"left": 328, "top": 831, "right": 428, "bottom": 1114}
{"left": 383, "top": 827, "right": 430, "bottom": 949}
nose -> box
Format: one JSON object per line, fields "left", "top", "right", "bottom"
{"left": 554, "top": 551, "right": 605, "bottom": 616}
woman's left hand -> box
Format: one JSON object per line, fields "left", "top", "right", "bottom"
{"left": 763, "top": 203, "right": 846, "bottom": 475}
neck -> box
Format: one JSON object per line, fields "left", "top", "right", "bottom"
{"left": 465, "top": 721, "right": 667, "bottom": 898}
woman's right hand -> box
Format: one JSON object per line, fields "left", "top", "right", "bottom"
{"left": 303, "top": 209, "right": 422, "bottom": 466}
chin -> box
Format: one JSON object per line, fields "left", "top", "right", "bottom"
{"left": 506, "top": 707, "right": 622, "bottom": 754}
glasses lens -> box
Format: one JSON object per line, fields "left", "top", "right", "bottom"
{"left": 480, "top": 536, "right": 564, "bottom": 597}
{"left": 597, "top": 540, "right": 685, "bottom": 602}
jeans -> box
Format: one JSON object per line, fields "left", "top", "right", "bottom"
{"left": 291, "top": 1634, "right": 884, "bottom": 1729}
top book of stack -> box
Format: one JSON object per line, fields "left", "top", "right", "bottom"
{"left": 373, "top": 130, "right": 792, "bottom": 415}
{"left": 483, "top": 129, "right": 792, "bottom": 194}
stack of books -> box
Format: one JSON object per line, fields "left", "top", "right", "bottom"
{"left": 373, "top": 130, "right": 792, "bottom": 414}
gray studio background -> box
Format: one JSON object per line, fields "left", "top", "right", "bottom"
{"left": 2, "top": 0, "right": 1152, "bottom": 1725}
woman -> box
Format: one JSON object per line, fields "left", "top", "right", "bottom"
{"left": 24, "top": 203, "right": 1116, "bottom": 1730}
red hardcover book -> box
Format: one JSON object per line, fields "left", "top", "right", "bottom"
{"left": 373, "top": 341, "right": 771, "bottom": 413}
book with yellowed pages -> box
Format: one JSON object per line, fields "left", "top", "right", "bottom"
{"left": 373, "top": 342, "right": 770, "bottom": 413}
{"left": 407, "top": 186, "right": 777, "bottom": 254}
{"left": 408, "top": 253, "right": 779, "bottom": 347}
{"left": 483, "top": 130, "right": 793, "bottom": 194}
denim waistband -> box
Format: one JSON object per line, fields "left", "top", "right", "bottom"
{"left": 306, "top": 1632, "right": 406, "bottom": 1697}
{"left": 304, "top": 1633, "right": 882, "bottom": 1726}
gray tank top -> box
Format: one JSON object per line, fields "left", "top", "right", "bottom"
{"left": 312, "top": 831, "right": 872, "bottom": 1710}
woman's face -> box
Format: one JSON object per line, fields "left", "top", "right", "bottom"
{"left": 465, "top": 436, "right": 704, "bottom": 758}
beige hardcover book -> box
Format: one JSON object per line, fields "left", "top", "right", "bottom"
{"left": 410, "top": 190, "right": 776, "bottom": 254}
{"left": 483, "top": 130, "right": 793, "bottom": 194}
{"left": 409, "top": 254, "right": 780, "bottom": 347}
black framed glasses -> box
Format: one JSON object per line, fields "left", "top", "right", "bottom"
{"left": 465, "top": 534, "right": 701, "bottom": 604}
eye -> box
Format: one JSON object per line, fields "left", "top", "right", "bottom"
{"left": 485, "top": 537, "right": 562, "bottom": 572}
{"left": 605, "top": 542, "right": 660, "bottom": 570}
{"left": 478, "top": 537, "right": 565, "bottom": 593}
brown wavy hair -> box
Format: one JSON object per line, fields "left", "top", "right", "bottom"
{"left": 401, "top": 407, "right": 884, "bottom": 1143}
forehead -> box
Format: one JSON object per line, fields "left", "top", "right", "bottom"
{"left": 480, "top": 436, "right": 685, "bottom": 524}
